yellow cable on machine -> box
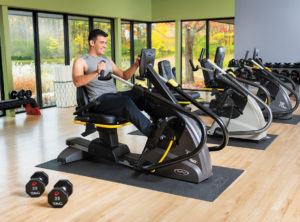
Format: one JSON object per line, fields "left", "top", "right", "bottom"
{"left": 73, "top": 120, "right": 131, "bottom": 128}
{"left": 151, "top": 136, "right": 176, "bottom": 173}
{"left": 178, "top": 98, "right": 205, "bottom": 104}
{"left": 200, "top": 88, "right": 224, "bottom": 91}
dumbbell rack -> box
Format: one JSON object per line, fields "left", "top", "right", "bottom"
{"left": 0, "top": 98, "right": 41, "bottom": 115}
{"left": 264, "top": 63, "right": 300, "bottom": 97}
{"left": 228, "top": 59, "right": 300, "bottom": 97}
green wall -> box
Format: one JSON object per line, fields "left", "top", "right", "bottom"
{"left": 152, "top": 0, "right": 235, "bottom": 21}
{"left": 0, "top": 6, "right": 14, "bottom": 116}
{"left": 0, "top": 0, "right": 234, "bottom": 21}
{"left": 0, "top": 0, "right": 152, "bottom": 21}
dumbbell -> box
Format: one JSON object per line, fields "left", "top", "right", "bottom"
{"left": 265, "top": 62, "right": 273, "bottom": 68}
{"left": 291, "top": 70, "right": 300, "bottom": 84}
{"left": 10, "top": 90, "right": 17, "bottom": 99}
{"left": 24, "top": 90, "right": 32, "bottom": 99}
{"left": 16, "top": 89, "right": 25, "bottom": 100}
{"left": 25, "top": 171, "right": 49, "bottom": 197}
{"left": 48, "top": 179, "right": 73, "bottom": 208}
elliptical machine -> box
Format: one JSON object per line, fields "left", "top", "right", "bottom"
{"left": 229, "top": 48, "right": 299, "bottom": 120}
{"left": 57, "top": 49, "right": 216, "bottom": 183}
{"left": 157, "top": 60, "right": 229, "bottom": 151}
{"left": 251, "top": 48, "right": 299, "bottom": 120}
{"left": 190, "top": 47, "right": 273, "bottom": 141}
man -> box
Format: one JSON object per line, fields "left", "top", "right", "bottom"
{"left": 72, "top": 29, "right": 154, "bottom": 137}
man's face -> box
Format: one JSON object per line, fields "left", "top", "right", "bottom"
{"left": 91, "top": 36, "right": 107, "bottom": 55}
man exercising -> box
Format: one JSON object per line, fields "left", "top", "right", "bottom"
{"left": 72, "top": 29, "right": 154, "bottom": 136}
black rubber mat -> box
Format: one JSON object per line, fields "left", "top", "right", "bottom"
{"left": 272, "top": 115, "right": 300, "bottom": 125}
{"left": 37, "top": 159, "right": 243, "bottom": 202}
{"left": 207, "top": 134, "right": 278, "bottom": 150}
{"left": 128, "top": 130, "right": 277, "bottom": 150}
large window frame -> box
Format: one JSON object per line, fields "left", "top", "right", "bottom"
{"left": 151, "top": 20, "right": 176, "bottom": 74}
{"left": 6, "top": 8, "right": 114, "bottom": 113}
{"left": 0, "top": 43, "right": 4, "bottom": 117}
{"left": 3, "top": 8, "right": 233, "bottom": 114}
{"left": 121, "top": 20, "right": 151, "bottom": 84}
{"left": 181, "top": 17, "right": 234, "bottom": 90}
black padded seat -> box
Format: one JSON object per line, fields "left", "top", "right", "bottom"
{"left": 75, "top": 113, "right": 128, "bottom": 125}
{"left": 75, "top": 86, "right": 129, "bottom": 125}
{"left": 173, "top": 90, "right": 200, "bottom": 101}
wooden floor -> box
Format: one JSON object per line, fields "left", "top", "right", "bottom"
{"left": 0, "top": 106, "right": 300, "bottom": 222}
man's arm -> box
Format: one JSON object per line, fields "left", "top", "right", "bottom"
{"left": 111, "top": 57, "right": 140, "bottom": 80}
{"left": 72, "top": 58, "right": 105, "bottom": 87}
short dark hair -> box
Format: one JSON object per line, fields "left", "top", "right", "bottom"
{"left": 88, "top": 29, "right": 108, "bottom": 42}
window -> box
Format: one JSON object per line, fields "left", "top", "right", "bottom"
{"left": 93, "top": 18, "right": 112, "bottom": 59}
{"left": 182, "top": 20, "right": 206, "bottom": 89}
{"left": 6, "top": 9, "right": 116, "bottom": 111}
{"left": 0, "top": 44, "right": 4, "bottom": 116}
{"left": 209, "top": 19, "right": 234, "bottom": 67}
{"left": 134, "top": 22, "right": 147, "bottom": 85}
{"left": 134, "top": 23, "right": 147, "bottom": 58}
{"left": 121, "top": 21, "right": 148, "bottom": 87}
{"left": 38, "top": 13, "right": 64, "bottom": 107}
{"left": 151, "top": 22, "right": 175, "bottom": 72}
{"left": 69, "top": 16, "right": 89, "bottom": 62}
{"left": 121, "top": 21, "right": 131, "bottom": 71}
{"left": 181, "top": 18, "right": 234, "bottom": 89}
{"left": 8, "top": 10, "right": 37, "bottom": 101}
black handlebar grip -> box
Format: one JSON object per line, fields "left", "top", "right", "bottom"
{"left": 189, "top": 59, "right": 198, "bottom": 71}
{"left": 199, "top": 48, "right": 205, "bottom": 61}
{"left": 244, "top": 50, "right": 249, "bottom": 60}
{"left": 98, "top": 60, "right": 106, "bottom": 76}
{"left": 98, "top": 72, "right": 112, "bottom": 81}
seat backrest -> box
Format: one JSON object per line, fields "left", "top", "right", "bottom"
{"left": 201, "top": 46, "right": 227, "bottom": 88}
{"left": 158, "top": 60, "right": 177, "bottom": 81}
{"left": 76, "top": 86, "right": 89, "bottom": 107}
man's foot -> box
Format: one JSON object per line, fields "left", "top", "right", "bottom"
{"left": 145, "top": 116, "right": 176, "bottom": 150}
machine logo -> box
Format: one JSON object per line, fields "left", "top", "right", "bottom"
{"left": 174, "top": 169, "right": 190, "bottom": 176}
{"left": 279, "top": 101, "right": 287, "bottom": 109}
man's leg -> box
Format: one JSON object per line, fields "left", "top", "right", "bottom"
{"left": 92, "top": 93, "right": 153, "bottom": 136}
{"left": 118, "top": 90, "right": 158, "bottom": 120}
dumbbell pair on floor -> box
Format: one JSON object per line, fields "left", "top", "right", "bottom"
{"left": 10, "top": 89, "right": 32, "bottom": 100}
{"left": 25, "top": 171, "right": 72, "bottom": 208}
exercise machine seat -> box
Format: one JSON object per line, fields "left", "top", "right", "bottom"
{"left": 75, "top": 87, "right": 129, "bottom": 125}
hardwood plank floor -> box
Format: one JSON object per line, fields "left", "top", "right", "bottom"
{"left": 0, "top": 106, "right": 299, "bottom": 222}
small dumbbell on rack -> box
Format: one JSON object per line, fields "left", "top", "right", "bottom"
{"left": 48, "top": 179, "right": 73, "bottom": 208}
{"left": 24, "top": 90, "right": 32, "bottom": 99}
{"left": 25, "top": 171, "right": 49, "bottom": 197}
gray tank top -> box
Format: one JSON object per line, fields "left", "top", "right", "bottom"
{"left": 82, "top": 54, "right": 117, "bottom": 101}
